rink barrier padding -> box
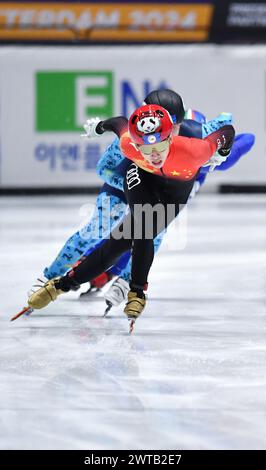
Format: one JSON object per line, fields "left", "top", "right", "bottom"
{"left": 0, "top": 186, "right": 101, "bottom": 195}
{"left": 219, "top": 184, "right": 266, "bottom": 194}
{"left": 1, "top": 185, "right": 266, "bottom": 196}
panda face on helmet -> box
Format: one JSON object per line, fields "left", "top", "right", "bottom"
{"left": 129, "top": 104, "right": 173, "bottom": 145}
{"left": 136, "top": 114, "right": 161, "bottom": 134}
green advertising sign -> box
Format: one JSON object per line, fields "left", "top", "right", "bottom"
{"left": 36, "top": 71, "right": 113, "bottom": 132}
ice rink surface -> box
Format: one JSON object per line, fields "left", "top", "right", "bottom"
{"left": 0, "top": 194, "right": 266, "bottom": 450}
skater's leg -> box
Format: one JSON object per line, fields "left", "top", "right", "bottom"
{"left": 103, "top": 230, "right": 165, "bottom": 310}
{"left": 44, "top": 191, "right": 126, "bottom": 279}
{"left": 108, "top": 251, "right": 131, "bottom": 278}
{"left": 122, "top": 165, "right": 194, "bottom": 323}
{"left": 116, "top": 230, "right": 165, "bottom": 283}
{"left": 123, "top": 165, "right": 185, "bottom": 291}
{"left": 55, "top": 211, "right": 133, "bottom": 290}
{"left": 27, "top": 212, "right": 134, "bottom": 311}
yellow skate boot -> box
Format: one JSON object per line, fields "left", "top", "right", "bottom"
{"left": 28, "top": 278, "right": 64, "bottom": 310}
{"left": 124, "top": 290, "right": 146, "bottom": 333}
{"left": 11, "top": 276, "right": 80, "bottom": 321}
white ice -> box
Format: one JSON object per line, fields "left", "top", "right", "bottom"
{"left": 0, "top": 194, "right": 266, "bottom": 450}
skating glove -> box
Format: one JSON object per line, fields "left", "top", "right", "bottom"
{"left": 202, "top": 151, "right": 228, "bottom": 172}
{"left": 81, "top": 117, "right": 103, "bottom": 138}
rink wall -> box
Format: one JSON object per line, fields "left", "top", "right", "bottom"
{"left": 0, "top": 45, "right": 264, "bottom": 192}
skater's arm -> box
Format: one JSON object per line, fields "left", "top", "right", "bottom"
{"left": 83, "top": 116, "right": 128, "bottom": 139}
{"left": 205, "top": 125, "right": 235, "bottom": 155}
{"left": 189, "top": 124, "right": 235, "bottom": 167}
{"left": 199, "top": 133, "right": 254, "bottom": 174}
{"left": 96, "top": 117, "right": 128, "bottom": 138}
{"left": 96, "top": 138, "right": 125, "bottom": 191}
{"left": 214, "top": 133, "right": 255, "bottom": 171}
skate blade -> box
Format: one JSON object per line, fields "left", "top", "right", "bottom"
{"left": 129, "top": 319, "right": 136, "bottom": 334}
{"left": 103, "top": 301, "right": 112, "bottom": 317}
{"left": 10, "top": 306, "right": 34, "bottom": 322}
